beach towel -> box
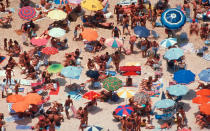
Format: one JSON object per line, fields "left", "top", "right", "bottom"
{"left": 12, "top": 88, "right": 24, "bottom": 92}
{"left": 16, "top": 125, "right": 32, "bottom": 130}
{"left": 31, "top": 79, "right": 45, "bottom": 87}
{"left": 49, "top": 83, "right": 60, "bottom": 95}
{"left": 0, "top": 56, "right": 6, "bottom": 64}
{"left": 68, "top": 91, "right": 82, "bottom": 100}
{"left": 18, "top": 79, "right": 33, "bottom": 86}
{"left": 8, "top": 103, "right": 16, "bottom": 114}
{"left": 5, "top": 115, "right": 23, "bottom": 122}
{"left": 118, "top": 0, "right": 137, "bottom": 5}
{"left": 105, "top": 70, "right": 116, "bottom": 76}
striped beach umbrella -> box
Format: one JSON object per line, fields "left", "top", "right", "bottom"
{"left": 84, "top": 125, "right": 103, "bottom": 131}
{"left": 105, "top": 37, "right": 123, "bottom": 48}
{"left": 115, "top": 105, "right": 134, "bottom": 116}
{"left": 117, "top": 88, "right": 135, "bottom": 98}
{"left": 160, "top": 38, "right": 177, "bottom": 48}
{"left": 18, "top": 6, "right": 36, "bottom": 20}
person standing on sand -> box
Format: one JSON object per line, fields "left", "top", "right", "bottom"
{"left": 112, "top": 26, "right": 121, "bottom": 38}
{"left": 1, "top": 79, "right": 7, "bottom": 98}
{"left": 176, "top": 113, "right": 183, "bottom": 130}
{"left": 122, "top": 14, "right": 130, "bottom": 35}
{"left": 79, "top": 114, "right": 87, "bottom": 131}
{"left": 112, "top": 51, "right": 121, "bottom": 72}
{"left": 120, "top": 116, "right": 126, "bottom": 131}
{"left": 129, "top": 35, "right": 137, "bottom": 53}
{"left": 114, "top": 4, "right": 120, "bottom": 24}
{"left": 64, "top": 95, "right": 73, "bottom": 119}
{"left": 14, "top": 80, "right": 20, "bottom": 94}
{"left": 5, "top": 67, "right": 13, "bottom": 85}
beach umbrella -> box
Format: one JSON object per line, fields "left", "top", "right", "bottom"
{"left": 47, "top": 9, "right": 67, "bottom": 21}
{"left": 48, "top": 28, "right": 66, "bottom": 38}
{"left": 173, "top": 70, "right": 195, "bottom": 84}
{"left": 86, "top": 70, "right": 100, "bottom": 79}
{"left": 198, "top": 69, "right": 210, "bottom": 82}
{"left": 192, "top": 96, "right": 210, "bottom": 104}
{"left": 54, "top": 0, "right": 69, "bottom": 4}
{"left": 41, "top": 47, "right": 58, "bottom": 55}
{"left": 203, "top": 54, "right": 210, "bottom": 61}
{"left": 84, "top": 125, "right": 103, "bottom": 131}
{"left": 199, "top": 103, "right": 210, "bottom": 115}
{"left": 164, "top": 48, "right": 184, "bottom": 60}
{"left": 105, "top": 37, "right": 123, "bottom": 48}
{"left": 134, "top": 26, "right": 150, "bottom": 38}
{"left": 18, "top": 6, "right": 36, "bottom": 20}
{"left": 81, "top": 28, "right": 98, "bottom": 41}
{"left": 196, "top": 89, "right": 210, "bottom": 96}
{"left": 30, "top": 37, "right": 48, "bottom": 46}
{"left": 102, "top": 77, "right": 122, "bottom": 91}
{"left": 68, "top": 0, "right": 83, "bottom": 5}
{"left": 61, "top": 66, "right": 83, "bottom": 79}
{"left": 166, "top": 84, "right": 189, "bottom": 96}
{"left": 12, "top": 101, "right": 29, "bottom": 112}
{"left": 81, "top": 0, "right": 103, "bottom": 11}
{"left": 7, "top": 94, "right": 24, "bottom": 103}
{"left": 134, "top": 92, "right": 150, "bottom": 104}
{"left": 160, "top": 38, "right": 177, "bottom": 48}
{"left": 115, "top": 105, "right": 134, "bottom": 116}
{"left": 83, "top": 91, "right": 100, "bottom": 100}
{"left": 47, "top": 64, "right": 64, "bottom": 74}
{"left": 154, "top": 99, "right": 175, "bottom": 109}
{"left": 24, "top": 93, "right": 42, "bottom": 105}
{"left": 117, "top": 88, "right": 135, "bottom": 99}
{"left": 161, "top": 8, "right": 186, "bottom": 29}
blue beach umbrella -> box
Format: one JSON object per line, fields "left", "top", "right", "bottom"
{"left": 167, "top": 84, "right": 189, "bottom": 96}
{"left": 49, "top": 28, "right": 66, "bottom": 38}
{"left": 174, "top": 70, "right": 195, "bottom": 84}
{"left": 198, "top": 69, "right": 210, "bottom": 82}
{"left": 134, "top": 26, "right": 150, "bottom": 38}
{"left": 61, "top": 66, "right": 83, "bottom": 79}
{"left": 164, "top": 48, "right": 184, "bottom": 60}
{"left": 161, "top": 8, "right": 186, "bottom": 29}
{"left": 155, "top": 99, "right": 175, "bottom": 109}
{"left": 160, "top": 38, "right": 177, "bottom": 48}
{"left": 85, "top": 125, "right": 103, "bottom": 131}
{"left": 54, "top": 0, "right": 69, "bottom": 4}
{"left": 86, "top": 70, "right": 100, "bottom": 79}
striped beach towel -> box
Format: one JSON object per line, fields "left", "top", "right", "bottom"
{"left": 68, "top": 91, "right": 82, "bottom": 100}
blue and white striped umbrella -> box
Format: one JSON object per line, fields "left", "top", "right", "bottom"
{"left": 155, "top": 99, "right": 175, "bottom": 109}
{"left": 203, "top": 54, "right": 210, "bottom": 61}
{"left": 161, "top": 8, "right": 186, "bottom": 29}
{"left": 199, "top": 69, "right": 210, "bottom": 82}
{"left": 167, "top": 84, "right": 189, "bottom": 96}
{"left": 85, "top": 125, "right": 103, "bottom": 131}
{"left": 164, "top": 48, "right": 184, "bottom": 60}
{"left": 160, "top": 38, "right": 177, "bottom": 48}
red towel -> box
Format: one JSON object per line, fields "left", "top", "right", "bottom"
{"left": 49, "top": 83, "right": 60, "bottom": 95}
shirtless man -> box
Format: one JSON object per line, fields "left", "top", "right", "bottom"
{"left": 141, "top": 38, "right": 148, "bottom": 58}
{"left": 5, "top": 67, "right": 13, "bottom": 85}
{"left": 126, "top": 118, "right": 133, "bottom": 131}
{"left": 112, "top": 51, "right": 120, "bottom": 72}
{"left": 122, "top": 14, "right": 130, "bottom": 35}
{"left": 14, "top": 80, "right": 20, "bottom": 94}
{"left": 129, "top": 35, "right": 137, "bottom": 53}
{"left": 73, "top": 24, "right": 80, "bottom": 41}
{"left": 112, "top": 26, "right": 121, "bottom": 38}
{"left": 135, "top": 113, "right": 141, "bottom": 131}
{"left": 190, "top": 19, "right": 199, "bottom": 35}
{"left": 80, "top": 114, "right": 87, "bottom": 131}
{"left": 4, "top": 38, "right": 7, "bottom": 51}
{"left": 118, "top": 5, "right": 124, "bottom": 25}
{"left": 120, "top": 116, "right": 126, "bottom": 131}
{"left": 114, "top": 4, "right": 120, "bottom": 24}
{"left": 64, "top": 95, "right": 73, "bottom": 119}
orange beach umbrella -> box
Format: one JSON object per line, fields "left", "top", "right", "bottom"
{"left": 192, "top": 96, "right": 210, "bottom": 104}
{"left": 7, "top": 94, "right": 24, "bottom": 103}
{"left": 199, "top": 103, "right": 210, "bottom": 115}
{"left": 12, "top": 101, "right": 29, "bottom": 112}
{"left": 196, "top": 89, "right": 210, "bottom": 96}
{"left": 24, "top": 93, "right": 42, "bottom": 105}
{"left": 81, "top": 28, "right": 98, "bottom": 41}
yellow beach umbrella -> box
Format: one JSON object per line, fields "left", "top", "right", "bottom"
{"left": 117, "top": 88, "right": 135, "bottom": 99}
{"left": 81, "top": 0, "right": 103, "bottom": 11}
{"left": 47, "top": 9, "right": 67, "bottom": 20}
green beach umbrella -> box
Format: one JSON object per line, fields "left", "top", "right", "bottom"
{"left": 102, "top": 77, "right": 122, "bottom": 91}
{"left": 47, "top": 64, "right": 64, "bottom": 74}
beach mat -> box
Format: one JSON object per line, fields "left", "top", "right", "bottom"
{"left": 0, "top": 56, "right": 6, "bottom": 64}
{"left": 68, "top": 91, "right": 82, "bottom": 100}
{"left": 16, "top": 125, "right": 32, "bottom": 130}
{"left": 49, "top": 83, "right": 60, "bottom": 95}
{"left": 12, "top": 88, "right": 24, "bottom": 92}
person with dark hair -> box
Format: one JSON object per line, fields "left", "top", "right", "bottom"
{"left": 1, "top": 79, "right": 7, "bottom": 98}
{"left": 80, "top": 114, "right": 87, "bottom": 131}
{"left": 3, "top": 38, "right": 7, "bottom": 51}
{"left": 120, "top": 116, "right": 126, "bottom": 131}
{"left": 112, "top": 26, "right": 121, "bottom": 38}
{"left": 112, "top": 51, "right": 120, "bottom": 72}
{"left": 64, "top": 95, "right": 73, "bottom": 119}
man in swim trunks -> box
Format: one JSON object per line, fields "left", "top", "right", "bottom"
{"left": 122, "top": 14, "right": 130, "bottom": 35}
{"left": 64, "top": 95, "right": 73, "bottom": 119}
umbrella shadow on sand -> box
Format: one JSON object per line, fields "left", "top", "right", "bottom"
{"left": 177, "top": 102, "right": 191, "bottom": 112}
{"left": 15, "top": 117, "right": 32, "bottom": 125}
{"left": 88, "top": 106, "right": 103, "bottom": 115}
{"left": 182, "top": 89, "right": 196, "bottom": 100}
{"left": 54, "top": 77, "right": 67, "bottom": 86}
{"left": 108, "top": 98, "right": 124, "bottom": 105}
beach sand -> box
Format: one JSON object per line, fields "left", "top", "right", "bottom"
{"left": 0, "top": 0, "right": 209, "bottom": 130}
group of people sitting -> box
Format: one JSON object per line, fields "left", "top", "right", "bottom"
{"left": 3, "top": 38, "right": 21, "bottom": 57}
{"left": 84, "top": 37, "right": 106, "bottom": 53}
{"left": 195, "top": 112, "right": 210, "bottom": 129}
{"left": 63, "top": 48, "right": 81, "bottom": 67}
{"left": 51, "top": 37, "right": 68, "bottom": 50}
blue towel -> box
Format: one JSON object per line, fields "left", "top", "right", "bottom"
{"left": 68, "top": 91, "right": 82, "bottom": 100}
{"left": 12, "top": 88, "right": 24, "bottom": 92}
{"left": 105, "top": 70, "right": 116, "bottom": 76}
{"left": 8, "top": 103, "right": 16, "bottom": 114}
{"left": 16, "top": 125, "right": 32, "bottom": 130}
{"left": 5, "top": 115, "right": 22, "bottom": 122}
{"left": 106, "top": 57, "right": 112, "bottom": 69}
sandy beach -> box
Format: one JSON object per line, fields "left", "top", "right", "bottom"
{"left": 0, "top": 0, "right": 209, "bottom": 130}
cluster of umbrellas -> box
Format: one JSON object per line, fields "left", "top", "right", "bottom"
{"left": 7, "top": 93, "right": 42, "bottom": 112}
{"left": 192, "top": 89, "right": 210, "bottom": 115}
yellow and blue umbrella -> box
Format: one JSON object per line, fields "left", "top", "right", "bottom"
{"left": 164, "top": 48, "right": 184, "bottom": 60}
{"left": 173, "top": 70, "right": 195, "bottom": 84}
{"left": 61, "top": 66, "right": 83, "bottom": 79}
{"left": 48, "top": 28, "right": 66, "bottom": 38}
{"left": 154, "top": 99, "right": 175, "bottom": 109}
{"left": 117, "top": 88, "right": 135, "bottom": 98}
{"left": 115, "top": 105, "right": 134, "bottom": 116}
{"left": 47, "top": 9, "right": 67, "bottom": 21}
{"left": 167, "top": 84, "right": 189, "bottom": 96}
{"left": 81, "top": 0, "right": 103, "bottom": 11}
{"left": 198, "top": 69, "right": 210, "bottom": 82}
{"left": 161, "top": 8, "right": 186, "bottom": 29}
